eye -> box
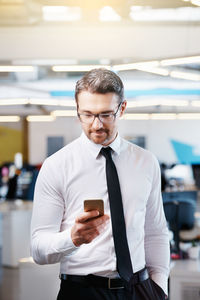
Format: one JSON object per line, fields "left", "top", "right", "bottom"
{"left": 100, "top": 113, "right": 112, "bottom": 119}
{"left": 84, "top": 114, "right": 93, "bottom": 118}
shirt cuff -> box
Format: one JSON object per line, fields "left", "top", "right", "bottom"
{"left": 150, "top": 272, "right": 168, "bottom": 296}
{"left": 54, "top": 228, "right": 79, "bottom": 256}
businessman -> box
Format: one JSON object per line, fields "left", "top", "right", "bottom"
{"left": 31, "top": 68, "right": 170, "bottom": 299}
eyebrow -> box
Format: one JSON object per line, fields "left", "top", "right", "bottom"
{"left": 79, "top": 109, "right": 114, "bottom": 114}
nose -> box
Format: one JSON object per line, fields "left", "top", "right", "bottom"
{"left": 92, "top": 116, "right": 103, "bottom": 129}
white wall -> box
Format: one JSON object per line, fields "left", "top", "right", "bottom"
{"left": 28, "top": 117, "right": 200, "bottom": 164}
{"left": 29, "top": 117, "right": 81, "bottom": 164}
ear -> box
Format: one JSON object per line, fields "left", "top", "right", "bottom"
{"left": 120, "top": 101, "right": 127, "bottom": 117}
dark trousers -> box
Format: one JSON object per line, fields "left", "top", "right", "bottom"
{"left": 57, "top": 278, "right": 166, "bottom": 300}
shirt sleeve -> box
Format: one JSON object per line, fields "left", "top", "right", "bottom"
{"left": 31, "top": 158, "right": 78, "bottom": 265}
{"left": 144, "top": 155, "right": 170, "bottom": 296}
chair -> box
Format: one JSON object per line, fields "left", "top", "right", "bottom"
{"left": 163, "top": 199, "right": 195, "bottom": 255}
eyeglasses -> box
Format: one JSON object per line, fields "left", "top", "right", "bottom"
{"left": 77, "top": 102, "right": 122, "bottom": 124}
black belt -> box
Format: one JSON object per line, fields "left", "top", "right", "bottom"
{"left": 60, "top": 267, "right": 149, "bottom": 290}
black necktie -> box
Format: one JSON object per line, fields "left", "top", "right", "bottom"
{"left": 100, "top": 147, "right": 133, "bottom": 284}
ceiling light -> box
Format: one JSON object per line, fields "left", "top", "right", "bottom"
{"left": 170, "top": 71, "right": 200, "bottom": 81}
{"left": 52, "top": 65, "right": 111, "bottom": 72}
{"left": 0, "top": 66, "right": 35, "bottom": 72}
{"left": 160, "top": 56, "right": 200, "bottom": 66}
{"left": 51, "top": 110, "right": 77, "bottom": 117}
{"left": 29, "top": 99, "right": 59, "bottom": 106}
{"left": 0, "top": 98, "right": 29, "bottom": 105}
{"left": 42, "top": 6, "right": 81, "bottom": 22}
{"left": 191, "top": 0, "right": 200, "bottom": 6}
{"left": 136, "top": 67, "right": 169, "bottom": 76}
{"left": 26, "top": 115, "right": 56, "bottom": 122}
{"left": 130, "top": 7, "right": 200, "bottom": 22}
{"left": 127, "top": 99, "right": 189, "bottom": 108}
{"left": 0, "top": 116, "right": 20, "bottom": 122}
{"left": 99, "top": 6, "right": 121, "bottom": 22}
{"left": 113, "top": 61, "right": 159, "bottom": 72}
{"left": 177, "top": 113, "right": 200, "bottom": 119}
{"left": 151, "top": 113, "right": 177, "bottom": 120}
{"left": 130, "top": 6, "right": 149, "bottom": 12}
{"left": 58, "top": 100, "right": 76, "bottom": 107}
{"left": 122, "top": 114, "right": 150, "bottom": 120}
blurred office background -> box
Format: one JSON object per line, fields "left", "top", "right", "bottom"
{"left": 1, "top": 0, "right": 200, "bottom": 299}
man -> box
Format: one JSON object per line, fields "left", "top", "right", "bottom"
{"left": 31, "top": 68, "right": 170, "bottom": 300}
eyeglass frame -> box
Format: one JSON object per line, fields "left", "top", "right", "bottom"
{"left": 77, "top": 101, "right": 123, "bottom": 124}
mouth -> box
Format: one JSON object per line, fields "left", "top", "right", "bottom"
{"left": 92, "top": 130, "right": 107, "bottom": 136}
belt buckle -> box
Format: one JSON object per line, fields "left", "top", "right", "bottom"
{"left": 108, "top": 278, "right": 124, "bottom": 290}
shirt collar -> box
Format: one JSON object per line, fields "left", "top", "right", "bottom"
{"left": 80, "top": 132, "right": 121, "bottom": 159}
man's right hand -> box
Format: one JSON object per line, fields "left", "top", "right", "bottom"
{"left": 71, "top": 210, "right": 110, "bottom": 247}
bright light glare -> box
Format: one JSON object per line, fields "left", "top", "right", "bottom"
{"left": 127, "top": 99, "right": 188, "bottom": 108}
{"left": 160, "top": 56, "right": 200, "bottom": 66}
{"left": 113, "top": 61, "right": 159, "bottom": 71}
{"left": 136, "top": 67, "right": 169, "bottom": 76}
{"left": 26, "top": 115, "right": 56, "bottom": 122}
{"left": 43, "top": 6, "right": 81, "bottom": 21}
{"left": 130, "top": 7, "right": 200, "bottom": 21}
{"left": 0, "top": 116, "right": 20, "bottom": 122}
{"left": 0, "top": 99, "right": 28, "bottom": 105}
{"left": 191, "top": 0, "right": 200, "bottom": 6}
{"left": 151, "top": 114, "right": 177, "bottom": 120}
{"left": 99, "top": 6, "right": 121, "bottom": 22}
{"left": 0, "top": 66, "right": 34, "bottom": 72}
{"left": 122, "top": 114, "right": 150, "bottom": 120}
{"left": 177, "top": 113, "right": 200, "bottom": 119}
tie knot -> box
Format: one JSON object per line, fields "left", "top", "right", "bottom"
{"left": 100, "top": 147, "right": 112, "bottom": 160}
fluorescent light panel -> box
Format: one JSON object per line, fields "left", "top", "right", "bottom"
{"left": 160, "top": 56, "right": 200, "bottom": 66}
{"left": 135, "top": 67, "right": 169, "bottom": 76}
{"left": 129, "top": 7, "right": 200, "bottom": 22}
{"left": 42, "top": 6, "right": 81, "bottom": 22}
{"left": 0, "top": 116, "right": 20, "bottom": 122}
{"left": 122, "top": 114, "right": 150, "bottom": 120}
{"left": 177, "top": 113, "right": 200, "bottom": 119}
{"left": 113, "top": 61, "right": 159, "bottom": 72}
{"left": 59, "top": 100, "right": 76, "bottom": 107}
{"left": 123, "top": 113, "right": 200, "bottom": 120}
{"left": 26, "top": 115, "right": 56, "bottom": 122}
{"left": 151, "top": 113, "right": 177, "bottom": 120}
{"left": 0, "top": 66, "right": 35, "bottom": 72}
{"left": 99, "top": 6, "right": 121, "bottom": 22}
{"left": 0, "top": 98, "right": 76, "bottom": 107}
{"left": 191, "top": 0, "right": 200, "bottom": 6}
{"left": 127, "top": 99, "right": 189, "bottom": 108}
{"left": 29, "top": 98, "right": 59, "bottom": 106}
{"left": 0, "top": 98, "right": 29, "bottom": 105}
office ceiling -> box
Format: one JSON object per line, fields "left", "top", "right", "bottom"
{"left": 0, "top": 0, "right": 200, "bottom": 117}
{"left": 0, "top": 0, "right": 198, "bottom": 25}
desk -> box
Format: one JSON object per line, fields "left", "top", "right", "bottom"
{"left": 170, "top": 259, "right": 200, "bottom": 300}
{"left": 19, "top": 257, "right": 60, "bottom": 300}
{"left": 0, "top": 200, "right": 33, "bottom": 267}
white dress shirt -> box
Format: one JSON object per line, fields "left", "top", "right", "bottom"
{"left": 31, "top": 132, "right": 170, "bottom": 294}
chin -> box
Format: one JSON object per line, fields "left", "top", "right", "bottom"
{"left": 91, "top": 137, "right": 107, "bottom": 144}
